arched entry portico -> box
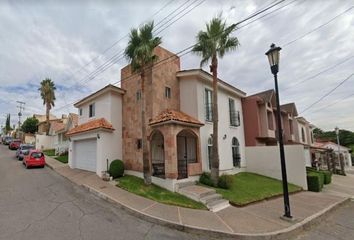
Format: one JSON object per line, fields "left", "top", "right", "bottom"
{"left": 177, "top": 130, "right": 198, "bottom": 179}
{"left": 150, "top": 130, "right": 165, "bottom": 178}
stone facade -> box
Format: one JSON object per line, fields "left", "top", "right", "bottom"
{"left": 121, "top": 46, "right": 182, "bottom": 174}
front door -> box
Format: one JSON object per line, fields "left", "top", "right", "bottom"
{"left": 177, "top": 135, "right": 197, "bottom": 179}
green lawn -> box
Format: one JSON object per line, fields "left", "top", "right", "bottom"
{"left": 55, "top": 155, "right": 68, "bottom": 164}
{"left": 43, "top": 149, "right": 55, "bottom": 156}
{"left": 204, "top": 172, "right": 302, "bottom": 206}
{"left": 116, "top": 175, "right": 207, "bottom": 210}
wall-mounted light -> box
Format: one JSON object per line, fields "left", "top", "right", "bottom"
{"left": 223, "top": 134, "right": 227, "bottom": 140}
{"left": 97, "top": 133, "right": 100, "bottom": 139}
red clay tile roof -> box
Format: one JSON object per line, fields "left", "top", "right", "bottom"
{"left": 50, "top": 121, "right": 65, "bottom": 133}
{"left": 149, "top": 109, "right": 204, "bottom": 126}
{"left": 66, "top": 118, "right": 114, "bottom": 136}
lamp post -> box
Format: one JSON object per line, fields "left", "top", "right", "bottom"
{"left": 265, "top": 43, "right": 292, "bottom": 219}
{"left": 335, "top": 126, "right": 343, "bottom": 174}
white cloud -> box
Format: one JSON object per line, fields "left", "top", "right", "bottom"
{"left": 0, "top": 0, "right": 353, "bottom": 131}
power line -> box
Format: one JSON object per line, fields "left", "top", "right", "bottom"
{"left": 311, "top": 92, "right": 354, "bottom": 114}
{"left": 282, "top": 5, "right": 354, "bottom": 47}
{"left": 53, "top": 0, "right": 288, "bottom": 112}
{"left": 283, "top": 54, "right": 354, "bottom": 91}
{"left": 300, "top": 73, "right": 354, "bottom": 114}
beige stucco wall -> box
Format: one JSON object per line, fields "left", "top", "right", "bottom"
{"left": 179, "top": 76, "right": 246, "bottom": 173}
{"left": 245, "top": 145, "right": 308, "bottom": 190}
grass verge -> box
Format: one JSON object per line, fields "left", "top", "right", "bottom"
{"left": 43, "top": 149, "right": 55, "bottom": 156}
{"left": 202, "top": 172, "right": 302, "bottom": 206}
{"left": 117, "top": 175, "right": 207, "bottom": 210}
{"left": 55, "top": 155, "right": 68, "bottom": 164}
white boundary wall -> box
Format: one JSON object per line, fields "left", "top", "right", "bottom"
{"left": 35, "top": 135, "right": 54, "bottom": 150}
{"left": 245, "top": 145, "right": 308, "bottom": 190}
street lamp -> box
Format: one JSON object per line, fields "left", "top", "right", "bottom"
{"left": 265, "top": 43, "right": 292, "bottom": 219}
{"left": 335, "top": 126, "right": 343, "bottom": 173}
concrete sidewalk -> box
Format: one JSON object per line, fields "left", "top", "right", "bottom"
{"left": 45, "top": 157, "right": 348, "bottom": 239}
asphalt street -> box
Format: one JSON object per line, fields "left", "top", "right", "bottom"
{"left": 1, "top": 143, "right": 353, "bottom": 240}
{"left": 0, "top": 144, "right": 212, "bottom": 240}
{"left": 293, "top": 200, "right": 354, "bottom": 240}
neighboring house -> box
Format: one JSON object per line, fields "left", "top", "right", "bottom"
{"left": 53, "top": 113, "right": 78, "bottom": 155}
{"left": 241, "top": 90, "right": 298, "bottom": 146}
{"left": 67, "top": 85, "right": 124, "bottom": 177}
{"left": 294, "top": 116, "right": 315, "bottom": 167}
{"left": 33, "top": 114, "right": 57, "bottom": 134}
{"left": 314, "top": 141, "right": 352, "bottom": 169}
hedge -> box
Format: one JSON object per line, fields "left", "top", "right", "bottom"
{"left": 199, "top": 172, "right": 215, "bottom": 187}
{"left": 109, "top": 159, "right": 124, "bottom": 179}
{"left": 307, "top": 172, "right": 322, "bottom": 192}
{"left": 320, "top": 170, "right": 332, "bottom": 184}
{"left": 217, "top": 174, "right": 233, "bottom": 189}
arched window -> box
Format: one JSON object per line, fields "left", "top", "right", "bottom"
{"left": 232, "top": 137, "right": 241, "bottom": 168}
{"left": 207, "top": 137, "right": 213, "bottom": 170}
{"left": 301, "top": 127, "right": 306, "bottom": 142}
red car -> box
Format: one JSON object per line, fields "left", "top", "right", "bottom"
{"left": 23, "top": 150, "right": 46, "bottom": 168}
{"left": 9, "top": 139, "right": 22, "bottom": 150}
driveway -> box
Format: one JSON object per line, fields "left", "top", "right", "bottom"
{"left": 0, "top": 145, "right": 211, "bottom": 240}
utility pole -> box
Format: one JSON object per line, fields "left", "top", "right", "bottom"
{"left": 16, "top": 101, "right": 25, "bottom": 129}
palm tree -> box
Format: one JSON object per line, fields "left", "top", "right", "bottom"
{"left": 38, "top": 78, "right": 56, "bottom": 135}
{"left": 124, "top": 21, "right": 162, "bottom": 185}
{"left": 192, "top": 16, "right": 239, "bottom": 185}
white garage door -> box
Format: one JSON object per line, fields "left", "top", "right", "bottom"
{"left": 74, "top": 139, "right": 97, "bottom": 172}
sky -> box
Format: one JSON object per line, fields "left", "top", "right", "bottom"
{"left": 0, "top": 0, "right": 353, "bottom": 131}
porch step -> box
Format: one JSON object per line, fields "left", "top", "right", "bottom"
{"left": 178, "top": 185, "right": 215, "bottom": 202}
{"left": 207, "top": 199, "right": 230, "bottom": 212}
{"left": 175, "top": 181, "right": 196, "bottom": 191}
{"left": 200, "top": 193, "right": 222, "bottom": 204}
{"left": 177, "top": 185, "right": 229, "bottom": 212}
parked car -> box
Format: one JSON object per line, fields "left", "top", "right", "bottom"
{"left": 9, "top": 139, "right": 22, "bottom": 150}
{"left": 16, "top": 144, "right": 35, "bottom": 160}
{"left": 3, "top": 136, "right": 13, "bottom": 145}
{"left": 23, "top": 150, "right": 46, "bottom": 168}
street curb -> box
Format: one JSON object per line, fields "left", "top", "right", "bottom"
{"left": 80, "top": 183, "right": 350, "bottom": 240}
{"left": 43, "top": 159, "right": 350, "bottom": 239}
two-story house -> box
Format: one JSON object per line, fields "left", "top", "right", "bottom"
{"left": 53, "top": 113, "right": 78, "bottom": 155}
{"left": 120, "top": 47, "right": 247, "bottom": 190}
{"left": 67, "top": 85, "right": 124, "bottom": 176}
{"left": 242, "top": 89, "right": 299, "bottom": 147}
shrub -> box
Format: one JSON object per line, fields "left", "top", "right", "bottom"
{"left": 320, "top": 170, "right": 332, "bottom": 184}
{"left": 217, "top": 175, "right": 234, "bottom": 189}
{"left": 199, "top": 172, "right": 215, "bottom": 187}
{"left": 307, "top": 172, "right": 322, "bottom": 192}
{"left": 109, "top": 159, "right": 124, "bottom": 179}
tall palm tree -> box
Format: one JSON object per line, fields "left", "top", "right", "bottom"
{"left": 38, "top": 78, "right": 56, "bottom": 135}
{"left": 124, "top": 21, "right": 162, "bottom": 185}
{"left": 192, "top": 16, "right": 239, "bottom": 185}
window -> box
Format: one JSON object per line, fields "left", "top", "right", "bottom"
{"left": 89, "top": 103, "right": 95, "bottom": 118}
{"left": 136, "top": 90, "right": 141, "bottom": 101}
{"left": 311, "top": 131, "right": 314, "bottom": 144}
{"left": 79, "top": 108, "right": 82, "bottom": 116}
{"left": 301, "top": 127, "right": 306, "bottom": 142}
{"left": 165, "top": 87, "right": 171, "bottom": 98}
{"left": 289, "top": 119, "right": 293, "bottom": 134}
{"left": 207, "top": 137, "right": 213, "bottom": 170}
{"left": 229, "top": 98, "right": 240, "bottom": 126}
{"left": 267, "top": 111, "right": 274, "bottom": 130}
{"left": 232, "top": 137, "right": 241, "bottom": 168}
{"left": 205, "top": 89, "right": 213, "bottom": 121}
{"left": 136, "top": 139, "right": 142, "bottom": 149}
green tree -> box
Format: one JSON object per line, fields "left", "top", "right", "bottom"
{"left": 124, "top": 21, "right": 162, "bottom": 184}
{"left": 192, "top": 16, "right": 239, "bottom": 185}
{"left": 21, "top": 117, "right": 39, "bottom": 134}
{"left": 38, "top": 78, "right": 56, "bottom": 135}
{"left": 5, "top": 114, "right": 12, "bottom": 133}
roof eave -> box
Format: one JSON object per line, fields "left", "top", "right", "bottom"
{"left": 150, "top": 119, "right": 204, "bottom": 128}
